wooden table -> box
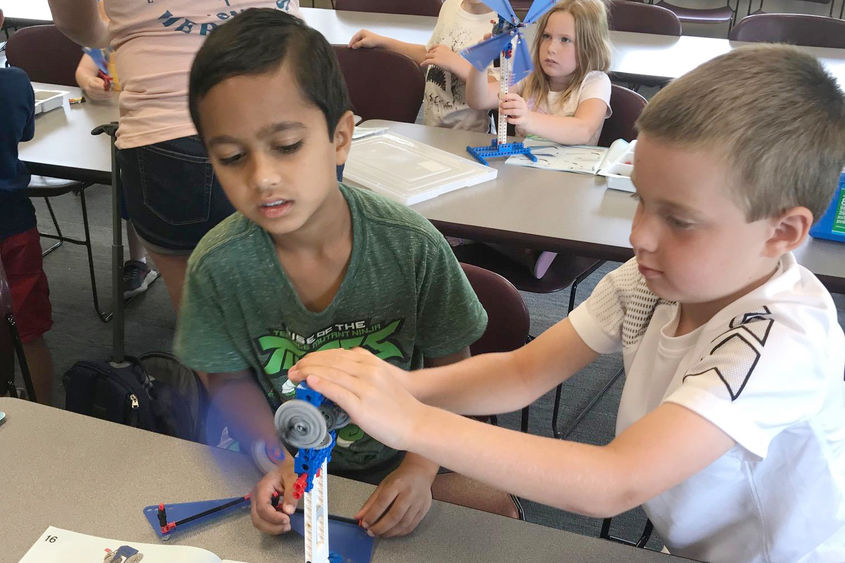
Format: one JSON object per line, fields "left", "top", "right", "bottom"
{"left": 0, "top": 397, "right": 689, "bottom": 562}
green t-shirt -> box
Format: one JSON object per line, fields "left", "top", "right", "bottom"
{"left": 175, "top": 183, "right": 487, "bottom": 471}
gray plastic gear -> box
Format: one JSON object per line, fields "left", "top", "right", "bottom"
{"left": 319, "top": 403, "right": 350, "bottom": 431}
{"left": 274, "top": 400, "right": 328, "bottom": 449}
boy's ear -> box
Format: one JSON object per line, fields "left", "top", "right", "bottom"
{"left": 763, "top": 206, "right": 813, "bottom": 257}
{"left": 333, "top": 110, "right": 355, "bottom": 166}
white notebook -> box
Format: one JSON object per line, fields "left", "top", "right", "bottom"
{"left": 343, "top": 132, "right": 497, "bottom": 205}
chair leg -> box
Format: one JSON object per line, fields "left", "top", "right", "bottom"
{"left": 6, "top": 313, "right": 37, "bottom": 402}
{"left": 40, "top": 197, "right": 64, "bottom": 257}
{"left": 551, "top": 260, "right": 607, "bottom": 438}
{"left": 78, "top": 189, "right": 112, "bottom": 323}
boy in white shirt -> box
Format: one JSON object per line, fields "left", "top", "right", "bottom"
{"left": 289, "top": 44, "right": 845, "bottom": 563}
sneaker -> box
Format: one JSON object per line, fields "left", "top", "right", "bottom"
{"left": 122, "top": 260, "right": 160, "bottom": 299}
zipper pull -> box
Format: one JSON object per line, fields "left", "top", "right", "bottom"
{"left": 130, "top": 394, "right": 140, "bottom": 409}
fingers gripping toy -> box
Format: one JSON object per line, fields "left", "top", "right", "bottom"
{"left": 462, "top": 0, "right": 557, "bottom": 165}
{"left": 274, "top": 383, "right": 349, "bottom": 563}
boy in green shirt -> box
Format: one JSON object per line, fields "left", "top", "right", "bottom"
{"left": 175, "top": 9, "right": 488, "bottom": 538}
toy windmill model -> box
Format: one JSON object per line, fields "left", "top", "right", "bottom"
{"left": 462, "top": 0, "right": 557, "bottom": 165}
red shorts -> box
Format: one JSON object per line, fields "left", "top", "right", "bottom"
{"left": 1, "top": 228, "right": 52, "bottom": 342}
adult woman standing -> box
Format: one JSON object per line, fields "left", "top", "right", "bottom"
{"left": 48, "top": 0, "right": 302, "bottom": 308}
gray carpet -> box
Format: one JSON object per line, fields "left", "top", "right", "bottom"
{"left": 22, "top": 182, "right": 845, "bottom": 553}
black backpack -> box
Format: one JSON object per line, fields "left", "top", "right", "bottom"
{"left": 63, "top": 352, "right": 207, "bottom": 442}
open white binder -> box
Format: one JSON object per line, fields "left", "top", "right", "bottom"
{"left": 343, "top": 132, "right": 498, "bottom": 205}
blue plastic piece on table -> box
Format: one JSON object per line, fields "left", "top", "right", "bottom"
{"left": 466, "top": 140, "right": 538, "bottom": 166}
{"left": 289, "top": 510, "right": 375, "bottom": 563}
{"left": 143, "top": 496, "right": 250, "bottom": 540}
{"left": 809, "top": 172, "right": 845, "bottom": 243}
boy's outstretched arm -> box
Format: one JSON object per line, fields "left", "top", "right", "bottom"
{"left": 348, "top": 29, "right": 427, "bottom": 64}
{"left": 293, "top": 357, "right": 737, "bottom": 517}
{"left": 291, "top": 318, "right": 597, "bottom": 417}
{"left": 353, "top": 349, "right": 470, "bottom": 538}
{"left": 48, "top": 0, "right": 109, "bottom": 47}
{"left": 205, "top": 371, "right": 299, "bottom": 534}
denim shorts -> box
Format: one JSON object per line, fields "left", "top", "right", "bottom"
{"left": 117, "top": 136, "right": 234, "bottom": 255}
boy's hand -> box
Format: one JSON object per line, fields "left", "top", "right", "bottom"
{"left": 250, "top": 457, "right": 300, "bottom": 534}
{"left": 421, "top": 44, "right": 462, "bottom": 73}
{"left": 348, "top": 29, "right": 385, "bottom": 49}
{"left": 288, "top": 348, "right": 420, "bottom": 451}
{"left": 500, "top": 92, "right": 530, "bottom": 126}
{"left": 356, "top": 456, "right": 436, "bottom": 537}
{"left": 81, "top": 75, "right": 112, "bottom": 102}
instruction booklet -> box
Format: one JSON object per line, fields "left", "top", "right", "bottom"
{"left": 21, "top": 526, "right": 245, "bottom": 563}
{"left": 506, "top": 138, "right": 636, "bottom": 192}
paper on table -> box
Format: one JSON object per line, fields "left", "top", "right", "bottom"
{"left": 505, "top": 141, "right": 609, "bottom": 175}
{"left": 21, "top": 526, "right": 246, "bottom": 563}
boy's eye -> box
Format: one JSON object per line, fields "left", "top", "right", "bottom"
{"left": 273, "top": 140, "right": 303, "bottom": 154}
{"left": 218, "top": 153, "right": 244, "bottom": 166}
{"left": 665, "top": 215, "right": 693, "bottom": 230}
{"left": 629, "top": 192, "right": 641, "bottom": 202}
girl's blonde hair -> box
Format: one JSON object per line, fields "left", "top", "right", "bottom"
{"left": 521, "top": 0, "right": 611, "bottom": 112}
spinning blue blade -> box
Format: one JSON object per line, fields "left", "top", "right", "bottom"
{"left": 461, "top": 32, "right": 514, "bottom": 71}
{"left": 480, "top": 0, "right": 518, "bottom": 23}
{"left": 510, "top": 33, "right": 535, "bottom": 85}
{"left": 524, "top": 0, "right": 558, "bottom": 24}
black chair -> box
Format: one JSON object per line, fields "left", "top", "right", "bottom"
{"left": 4, "top": 24, "right": 83, "bottom": 86}
{"left": 333, "top": 45, "right": 426, "bottom": 124}
{"left": 747, "top": 0, "right": 838, "bottom": 19}
{"left": 609, "top": 1, "right": 682, "bottom": 35}
{"left": 729, "top": 13, "right": 845, "bottom": 48}
{"left": 454, "top": 84, "right": 646, "bottom": 441}
{"left": 0, "top": 257, "right": 37, "bottom": 402}
{"left": 429, "top": 262, "right": 529, "bottom": 520}
{"left": 5, "top": 25, "right": 111, "bottom": 322}
{"left": 334, "top": 0, "right": 443, "bottom": 17}
{"left": 655, "top": 0, "right": 738, "bottom": 31}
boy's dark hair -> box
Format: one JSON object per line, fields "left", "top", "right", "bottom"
{"left": 189, "top": 8, "right": 351, "bottom": 139}
{"left": 637, "top": 44, "right": 845, "bottom": 222}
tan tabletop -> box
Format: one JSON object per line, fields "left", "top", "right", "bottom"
{"left": 0, "top": 398, "right": 689, "bottom": 562}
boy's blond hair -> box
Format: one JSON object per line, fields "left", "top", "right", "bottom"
{"left": 521, "top": 0, "right": 611, "bottom": 113}
{"left": 637, "top": 44, "right": 845, "bottom": 222}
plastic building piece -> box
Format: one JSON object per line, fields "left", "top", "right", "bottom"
{"left": 461, "top": 0, "right": 557, "bottom": 165}
{"left": 142, "top": 495, "right": 251, "bottom": 540}
{"left": 275, "top": 383, "right": 350, "bottom": 563}
{"left": 809, "top": 171, "right": 845, "bottom": 243}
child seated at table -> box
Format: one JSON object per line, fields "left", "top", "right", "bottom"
{"left": 0, "top": 28, "right": 56, "bottom": 405}
{"left": 290, "top": 44, "right": 845, "bottom": 562}
{"left": 348, "top": 0, "right": 496, "bottom": 131}
{"left": 467, "top": 0, "right": 612, "bottom": 279}
{"left": 175, "top": 8, "right": 494, "bottom": 538}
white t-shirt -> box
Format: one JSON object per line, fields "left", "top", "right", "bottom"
{"left": 513, "top": 70, "right": 611, "bottom": 144}
{"left": 423, "top": 0, "right": 495, "bottom": 131}
{"left": 104, "top": 0, "right": 302, "bottom": 149}
{"left": 569, "top": 255, "right": 845, "bottom": 563}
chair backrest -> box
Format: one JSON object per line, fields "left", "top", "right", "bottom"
{"left": 460, "top": 263, "right": 530, "bottom": 355}
{"left": 598, "top": 84, "right": 648, "bottom": 148}
{"left": 334, "top": 0, "right": 443, "bottom": 17}
{"left": 729, "top": 14, "right": 845, "bottom": 49}
{"left": 333, "top": 45, "right": 425, "bottom": 123}
{"left": 608, "top": 1, "right": 681, "bottom": 36}
{"left": 5, "top": 24, "right": 84, "bottom": 86}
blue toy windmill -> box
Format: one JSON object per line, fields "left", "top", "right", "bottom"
{"left": 462, "top": 0, "right": 557, "bottom": 165}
